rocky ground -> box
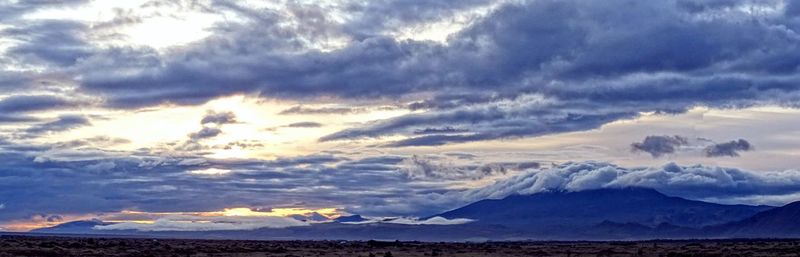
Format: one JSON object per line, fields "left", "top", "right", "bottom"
{"left": 2, "top": 235, "right": 800, "bottom": 257}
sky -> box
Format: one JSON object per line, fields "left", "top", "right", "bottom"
{"left": 2, "top": 0, "right": 800, "bottom": 232}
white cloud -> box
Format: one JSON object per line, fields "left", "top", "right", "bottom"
{"left": 349, "top": 216, "right": 474, "bottom": 226}
{"left": 188, "top": 168, "right": 231, "bottom": 176}
{"left": 358, "top": 161, "right": 800, "bottom": 216}
{"left": 461, "top": 161, "right": 800, "bottom": 206}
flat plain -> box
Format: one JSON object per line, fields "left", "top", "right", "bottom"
{"left": 2, "top": 235, "right": 800, "bottom": 257}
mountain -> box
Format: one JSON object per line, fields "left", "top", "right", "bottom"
{"left": 714, "top": 201, "right": 800, "bottom": 238}
{"left": 435, "top": 188, "right": 771, "bottom": 233}
{"left": 289, "top": 212, "right": 331, "bottom": 222}
{"left": 30, "top": 188, "right": 792, "bottom": 241}
{"left": 334, "top": 215, "right": 368, "bottom": 223}
{"left": 30, "top": 219, "right": 116, "bottom": 234}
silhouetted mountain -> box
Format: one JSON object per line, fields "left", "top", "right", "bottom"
{"left": 435, "top": 188, "right": 770, "bottom": 232}
{"left": 714, "top": 201, "right": 800, "bottom": 238}
{"left": 334, "top": 215, "right": 368, "bottom": 223}
{"left": 30, "top": 188, "right": 793, "bottom": 241}
{"left": 289, "top": 212, "right": 331, "bottom": 222}
{"left": 30, "top": 219, "right": 116, "bottom": 234}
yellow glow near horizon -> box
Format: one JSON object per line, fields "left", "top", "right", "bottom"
{"left": 0, "top": 206, "right": 342, "bottom": 232}
{"left": 0, "top": 213, "right": 96, "bottom": 232}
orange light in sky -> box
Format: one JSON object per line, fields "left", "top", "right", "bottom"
{"left": 0, "top": 207, "right": 342, "bottom": 232}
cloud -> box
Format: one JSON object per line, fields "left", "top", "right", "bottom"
{"left": 71, "top": 0, "right": 798, "bottom": 106}
{"left": 2, "top": 20, "right": 95, "bottom": 67}
{"left": 456, "top": 161, "right": 800, "bottom": 207}
{"left": 0, "top": 131, "right": 799, "bottom": 224}
{"left": 323, "top": 94, "right": 636, "bottom": 146}
{"left": 413, "top": 127, "right": 469, "bottom": 135}
{"left": 0, "top": 115, "right": 39, "bottom": 123}
{"left": 0, "top": 0, "right": 89, "bottom": 22}
{"left": 2, "top": 0, "right": 799, "bottom": 146}
{"left": 188, "top": 127, "right": 222, "bottom": 140}
{"left": 705, "top": 139, "right": 753, "bottom": 157}
{"left": 286, "top": 122, "right": 323, "bottom": 128}
{"left": 631, "top": 135, "right": 689, "bottom": 158}
{"left": 24, "top": 115, "right": 91, "bottom": 136}
{"left": 342, "top": 0, "right": 496, "bottom": 38}
{"left": 382, "top": 216, "right": 474, "bottom": 226}
{"left": 345, "top": 160, "right": 800, "bottom": 216}
{"left": 45, "top": 215, "right": 63, "bottom": 223}
{"left": 52, "top": 136, "right": 131, "bottom": 149}
{"left": 398, "top": 155, "right": 510, "bottom": 180}
{"left": 200, "top": 111, "right": 237, "bottom": 125}
{"left": 94, "top": 215, "right": 308, "bottom": 231}
{"left": 0, "top": 95, "right": 86, "bottom": 113}
{"left": 629, "top": 135, "right": 754, "bottom": 158}
{"left": 3, "top": 0, "right": 800, "bottom": 226}
{"left": 279, "top": 106, "right": 362, "bottom": 115}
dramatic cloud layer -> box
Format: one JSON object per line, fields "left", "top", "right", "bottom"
{"left": 454, "top": 161, "right": 800, "bottom": 207}
{"left": 23, "top": 115, "right": 91, "bottom": 136}
{"left": 2, "top": 0, "right": 799, "bottom": 145}
{"left": 1, "top": 0, "right": 800, "bottom": 231}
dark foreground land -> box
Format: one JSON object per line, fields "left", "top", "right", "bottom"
{"left": 2, "top": 235, "right": 800, "bottom": 257}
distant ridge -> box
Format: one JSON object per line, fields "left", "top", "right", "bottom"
{"left": 334, "top": 215, "right": 368, "bottom": 223}
{"left": 435, "top": 187, "right": 770, "bottom": 229}
{"left": 31, "top": 188, "right": 800, "bottom": 241}
{"left": 30, "top": 219, "right": 115, "bottom": 234}
{"left": 714, "top": 201, "right": 800, "bottom": 238}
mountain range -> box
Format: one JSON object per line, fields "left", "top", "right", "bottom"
{"left": 28, "top": 187, "right": 800, "bottom": 241}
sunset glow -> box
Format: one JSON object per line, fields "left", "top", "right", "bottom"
{"left": 3, "top": 0, "right": 800, "bottom": 242}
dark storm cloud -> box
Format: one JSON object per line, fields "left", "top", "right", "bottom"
{"left": 785, "top": 0, "right": 800, "bottom": 16}
{"left": 0, "top": 95, "right": 84, "bottom": 113}
{"left": 24, "top": 115, "right": 91, "bottom": 136}
{"left": 324, "top": 99, "right": 635, "bottom": 146}
{"left": 631, "top": 135, "right": 690, "bottom": 158}
{"left": 342, "top": 0, "right": 494, "bottom": 37}
{"left": 4, "top": 0, "right": 800, "bottom": 145}
{"left": 200, "top": 111, "right": 237, "bottom": 125}
{"left": 2, "top": 20, "right": 95, "bottom": 67}
{"left": 705, "top": 139, "right": 754, "bottom": 157}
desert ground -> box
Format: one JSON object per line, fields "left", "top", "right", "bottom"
{"left": 2, "top": 235, "right": 800, "bottom": 257}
